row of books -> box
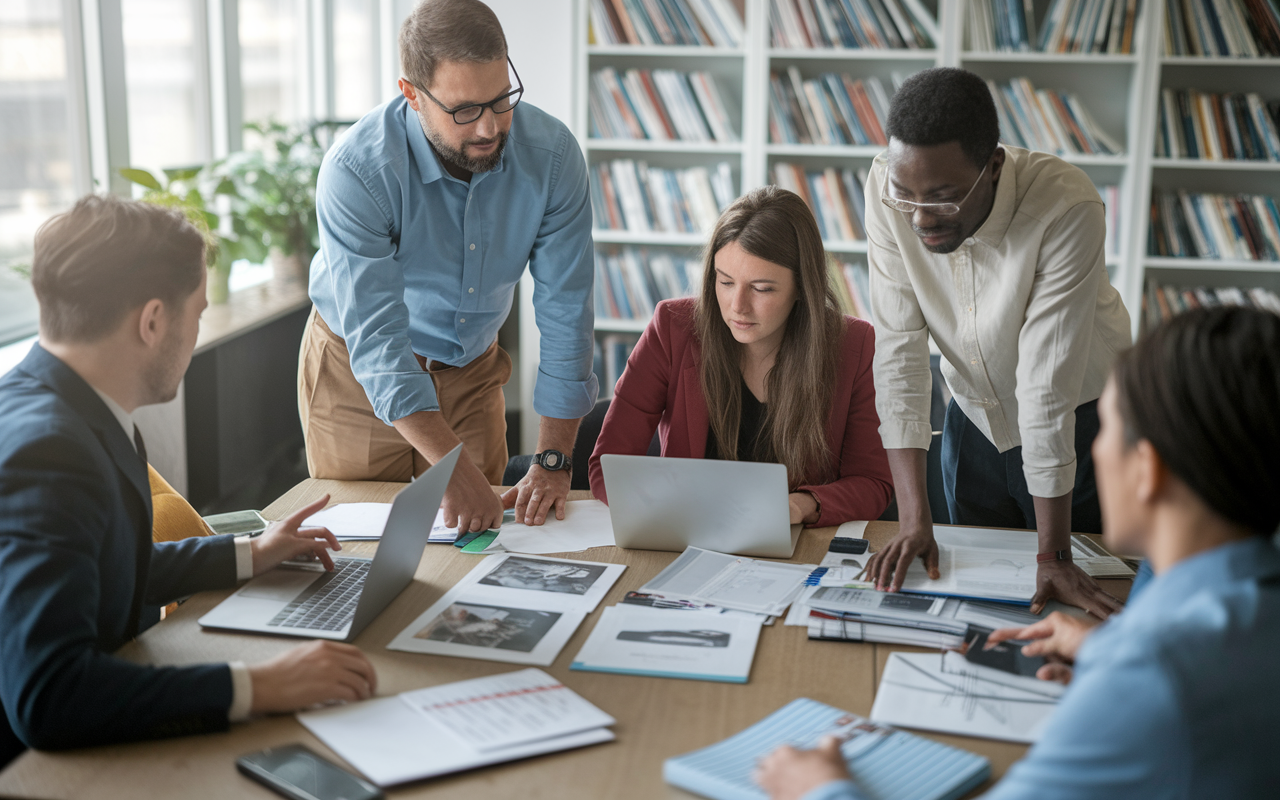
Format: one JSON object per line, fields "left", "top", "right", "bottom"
{"left": 591, "top": 159, "right": 736, "bottom": 234}
{"left": 966, "top": 0, "right": 1140, "bottom": 53}
{"left": 595, "top": 246, "right": 702, "bottom": 321}
{"left": 772, "top": 162, "right": 869, "bottom": 241}
{"left": 593, "top": 333, "right": 641, "bottom": 394}
{"left": 1155, "top": 89, "right": 1280, "bottom": 161}
{"left": 1142, "top": 279, "right": 1280, "bottom": 331}
{"left": 590, "top": 67, "right": 738, "bottom": 142}
{"left": 830, "top": 258, "right": 871, "bottom": 318}
{"left": 587, "top": 0, "right": 744, "bottom": 47}
{"left": 768, "top": 0, "right": 935, "bottom": 50}
{"left": 1148, "top": 190, "right": 1280, "bottom": 261}
{"left": 768, "top": 68, "right": 895, "bottom": 146}
{"left": 989, "top": 77, "right": 1123, "bottom": 156}
{"left": 1163, "top": 0, "right": 1280, "bottom": 57}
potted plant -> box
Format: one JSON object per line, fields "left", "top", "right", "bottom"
{"left": 207, "top": 121, "right": 323, "bottom": 285}
{"left": 117, "top": 166, "right": 267, "bottom": 304}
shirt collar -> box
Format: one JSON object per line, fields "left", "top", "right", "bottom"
{"left": 90, "top": 385, "right": 135, "bottom": 449}
{"left": 403, "top": 100, "right": 508, "bottom": 187}
{"left": 1121, "top": 536, "right": 1280, "bottom": 624}
{"left": 972, "top": 147, "right": 1016, "bottom": 248}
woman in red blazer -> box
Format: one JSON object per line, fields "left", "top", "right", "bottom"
{"left": 589, "top": 187, "right": 893, "bottom": 526}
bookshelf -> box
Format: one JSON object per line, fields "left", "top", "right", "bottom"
{"left": 511, "top": 0, "right": 1280, "bottom": 425}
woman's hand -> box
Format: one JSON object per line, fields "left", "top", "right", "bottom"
{"left": 986, "top": 610, "right": 1102, "bottom": 683}
{"left": 754, "top": 736, "right": 850, "bottom": 800}
{"left": 788, "top": 492, "right": 820, "bottom": 525}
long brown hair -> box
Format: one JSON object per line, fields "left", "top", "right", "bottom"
{"left": 695, "top": 186, "right": 845, "bottom": 487}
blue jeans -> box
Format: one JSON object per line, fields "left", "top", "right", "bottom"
{"left": 941, "top": 399, "right": 1103, "bottom": 534}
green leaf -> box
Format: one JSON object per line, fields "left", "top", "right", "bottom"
{"left": 119, "top": 168, "right": 163, "bottom": 191}
{"left": 164, "top": 166, "right": 201, "bottom": 182}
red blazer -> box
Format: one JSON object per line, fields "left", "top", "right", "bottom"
{"left": 589, "top": 298, "right": 893, "bottom": 526}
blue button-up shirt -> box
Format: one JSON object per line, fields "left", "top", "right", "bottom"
{"left": 309, "top": 96, "right": 598, "bottom": 424}
{"left": 803, "top": 535, "right": 1280, "bottom": 800}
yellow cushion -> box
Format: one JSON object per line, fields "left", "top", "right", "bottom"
{"left": 148, "top": 465, "right": 212, "bottom": 543}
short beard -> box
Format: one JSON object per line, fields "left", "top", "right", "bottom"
{"left": 420, "top": 111, "right": 508, "bottom": 174}
{"left": 141, "top": 329, "right": 188, "bottom": 406}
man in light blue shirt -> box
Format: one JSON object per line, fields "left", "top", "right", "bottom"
{"left": 755, "top": 306, "right": 1280, "bottom": 800}
{"left": 301, "top": 0, "right": 596, "bottom": 535}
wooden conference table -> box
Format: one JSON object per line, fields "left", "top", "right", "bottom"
{"left": 0, "top": 481, "right": 1133, "bottom": 800}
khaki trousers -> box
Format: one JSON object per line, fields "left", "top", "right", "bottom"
{"left": 297, "top": 308, "right": 510, "bottom": 483}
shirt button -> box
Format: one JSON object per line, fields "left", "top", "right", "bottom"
{"left": 469, "top": 243, "right": 476, "bottom": 250}
{"left": 964, "top": 237, "right": 976, "bottom": 246}
{"left": 460, "top": 318, "right": 466, "bottom": 323}
{"left": 970, "top": 359, "right": 977, "bottom": 365}
{"left": 468, "top": 287, "right": 475, "bottom": 293}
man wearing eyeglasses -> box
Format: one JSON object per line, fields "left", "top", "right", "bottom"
{"left": 861, "top": 68, "right": 1132, "bottom": 618}
{"left": 300, "top": 0, "right": 597, "bottom": 536}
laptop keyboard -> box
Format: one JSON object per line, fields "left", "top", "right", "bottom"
{"left": 267, "top": 557, "right": 369, "bottom": 631}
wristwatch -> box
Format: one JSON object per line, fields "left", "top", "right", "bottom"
{"left": 533, "top": 449, "right": 572, "bottom": 474}
{"left": 1036, "top": 549, "right": 1073, "bottom": 564}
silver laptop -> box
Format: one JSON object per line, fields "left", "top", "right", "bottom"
{"left": 600, "top": 454, "right": 801, "bottom": 558}
{"left": 199, "top": 445, "right": 461, "bottom": 641}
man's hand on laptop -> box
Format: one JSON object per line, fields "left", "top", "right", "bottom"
{"left": 251, "top": 495, "right": 343, "bottom": 575}
{"left": 442, "top": 459, "right": 505, "bottom": 534}
{"left": 248, "top": 640, "right": 378, "bottom": 713}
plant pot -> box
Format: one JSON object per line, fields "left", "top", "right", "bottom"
{"left": 207, "top": 267, "right": 232, "bottom": 305}
{"left": 270, "top": 250, "right": 308, "bottom": 287}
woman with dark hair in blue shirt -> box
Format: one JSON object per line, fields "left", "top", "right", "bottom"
{"left": 756, "top": 305, "right": 1280, "bottom": 800}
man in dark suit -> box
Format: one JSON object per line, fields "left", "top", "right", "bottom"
{"left": 0, "top": 195, "right": 377, "bottom": 768}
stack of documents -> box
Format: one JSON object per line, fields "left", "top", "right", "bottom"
{"left": 893, "top": 526, "right": 1134, "bottom": 604}
{"left": 871, "top": 651, "right": 1065, "bottom": 744}
{"left": 637, "top": 546, "right": 814, "bottom": 617}
{"left": 387, "top": 553, "right": 624, "bottom": 666}
{"left": 302, "top": 503, "right": 481, "bottom": 543}
{"left": 572, "top": 604, "right": 763, "bottom": 683}
{"left": 299, "top": 668, "right": 614, "bottom": 786}
{"left": 664, "top": 698, "right": 989, "bottom": 800}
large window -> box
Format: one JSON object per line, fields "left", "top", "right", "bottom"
{"left": 240, "top": 0, "right": 306, "bottom": 131}
{"left": 333, "top": 0, "right": 377, "bottom": 120}
{"left": 0, "top": 1, "right": 77, "bottom": 344}
{"left": 122, "top": 0, "right": 209, "bottom": 172}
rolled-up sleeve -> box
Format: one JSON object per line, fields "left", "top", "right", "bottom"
{"left": 1014, "top": 202, "right": 1105, "bottom": 498}
{"left": 312, "top": 155, "right": 439, "bottom": 424}
{"left": 865, "top": 168, "right": 934, "bottom": 452}
{"left": 528, "top": 128, "right": 599, "bottom": 420}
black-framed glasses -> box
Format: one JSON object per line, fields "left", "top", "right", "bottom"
{"left": 416, "top": 57, "right": 523, "bottom": 125}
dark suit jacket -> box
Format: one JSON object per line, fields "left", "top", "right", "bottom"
{"left": 0, "top": 344, "right": 239, "bottom": 767}
{"left": 589, "top": 298, "right": 894, "bottom": 525}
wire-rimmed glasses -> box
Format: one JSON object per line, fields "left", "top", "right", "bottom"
{"left": 880, "top": 162, "right": 988, "bottom": 216}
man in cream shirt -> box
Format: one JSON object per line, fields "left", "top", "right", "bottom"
{"left": 861, "top": 68, "right": 1132, "bottom": 618}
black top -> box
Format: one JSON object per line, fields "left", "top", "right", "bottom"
{"left": 705, "top": 377, "right": 768, "bottom": 462}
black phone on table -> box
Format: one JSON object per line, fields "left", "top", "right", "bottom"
{"left": 237, "top": 743, "right": 384, "bottom": 800}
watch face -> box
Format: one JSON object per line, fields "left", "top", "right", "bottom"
{"left": 543, "top": 451, "right": 561, "bottom": 469}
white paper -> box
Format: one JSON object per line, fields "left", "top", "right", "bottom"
{"left": 298, "top": 679, "right": 614, "bottom": 786}
{"left": 486, "top": 499, "right": 616, "bottom": 554}
{"left": 302, "top": 503, "right": 391, "bottom": 540}
{"left": 571, "top": 605, "right": 763, "bottom": 683}
{"left": 870, "top": 651, "right": 1064, "bottom": 744}
{"left": 639, "top": 546, "right": 813, "bottom": 616}
{"left": 400, "top": 668, "right": 615, "bottom": 752}
{"left": 387, "top": 553, "right": 625, "bottom": 665}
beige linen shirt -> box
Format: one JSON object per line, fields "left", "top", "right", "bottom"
{"left": 865, "top": 146, "right": 1131, "bottom": 498}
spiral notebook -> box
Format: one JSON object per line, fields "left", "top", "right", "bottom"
{"left": 664, "top": 698, "right": 989, "bottom": 800}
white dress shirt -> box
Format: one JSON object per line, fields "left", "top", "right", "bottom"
{"left": 865, "top": 146, "right": 1131, "bottom": 497}
{"left": 90, "top": 387, "right": 255, "bottom": 720}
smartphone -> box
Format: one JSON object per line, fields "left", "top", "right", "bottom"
{"left": 203, "top": 509, "right": 268, "bottom": 537}
{"left": 963, "top": 628, "right": 1047, "bottom": 677}
{"left": 236, "top": 744, "right": 384, "bottom": 800}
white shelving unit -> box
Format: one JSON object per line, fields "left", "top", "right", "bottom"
{"left": 515, "top": 0, "right": 1280, "bottom": 448}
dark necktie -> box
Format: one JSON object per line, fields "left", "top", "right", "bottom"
{"left": 133, "top": 424, "right": 147, "bottom": 465}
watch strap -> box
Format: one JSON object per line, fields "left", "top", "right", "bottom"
{"left": 1036, "top": 549, "right": 1072, "bottom": 563}
{"left": 535, "top": 450, "right": 572, "bottom": 472}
